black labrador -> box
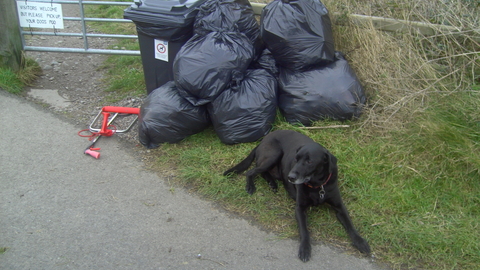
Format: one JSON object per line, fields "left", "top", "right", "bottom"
{"left": 224, "top": 130, "right": 370, "bottom": 262}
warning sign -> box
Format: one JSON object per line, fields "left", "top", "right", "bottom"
{"left": 17, "top": 1, "right": 64, "bottom": 29}
{"left": 154, "top": 39, "right": 169, "bottom": 62}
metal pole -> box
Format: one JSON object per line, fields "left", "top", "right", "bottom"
{"left": 78, "top": 0, "right": 89, "bottom": 51}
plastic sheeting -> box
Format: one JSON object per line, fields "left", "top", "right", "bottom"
{"left": 173, "top": 31, "right": 254, "bottom": 106}
{"left": 260, "top": 0, "right": 335, "bottom": 71}
{"left": 208, "top": 69, "right": 278, "bottom": 144}
{"left": 278, "top": 52, "right": 366, "bottom": 125}
{"left": 138, "top": 81, "right": 210, "bottom": 148}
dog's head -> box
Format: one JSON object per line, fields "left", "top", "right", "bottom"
{"left": 287, "top": 143, "right": 336, "bottom": 185}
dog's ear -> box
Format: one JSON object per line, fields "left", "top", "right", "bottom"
{"left": 324, "top": 151, "right": 337, "bottom": 174}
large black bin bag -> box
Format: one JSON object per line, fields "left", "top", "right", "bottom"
{"left": 260, "top": 0, "right": 335, "bottom": 71}
{"left": 278, "top": 52, "right": 366, "bottom": 125}
{"left": 208, "top": 69, "right": 278, "bottom": 144}
{"left": 138, "top": 81, "right": 210, "bottom": 148}
{"left": 194, "top": 0, "right": 262, "bottom": 57}
{"left": 173, "top": 31, "right": 254, "bottom": 106}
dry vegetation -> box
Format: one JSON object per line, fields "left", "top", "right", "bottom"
{"left": 321, "top": 0, "right": 479, "bottom": 133}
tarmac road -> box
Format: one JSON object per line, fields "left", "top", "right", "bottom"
{"left": 0, "top": 90, "right": 384, "bottom": 269}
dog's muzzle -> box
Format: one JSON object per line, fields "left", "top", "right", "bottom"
{"left": 288, "top": 172, "right": 310, "bottom": 184}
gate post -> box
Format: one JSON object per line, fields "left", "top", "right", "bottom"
{"left": 0, "top": 0, "right": 23, "bottom": 72}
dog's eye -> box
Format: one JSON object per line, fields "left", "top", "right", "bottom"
{"left": 306, "top": 160, "right": 312, "bottom": 164}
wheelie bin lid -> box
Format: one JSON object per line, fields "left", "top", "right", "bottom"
{"left": 124, "top": 0, "right": 207, "bottom": 25}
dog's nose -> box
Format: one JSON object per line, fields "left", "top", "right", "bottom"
{"left": 288, "top": 172, "right": 297, "bottom": 182}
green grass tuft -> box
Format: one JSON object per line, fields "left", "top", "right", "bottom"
{"left": 0, "top": 57, "right": 41, "bottom": 94}
{"left": 0, "top": 68, "right": 24, "bottom": 94}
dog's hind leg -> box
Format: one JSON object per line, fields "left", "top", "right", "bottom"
{"left": 244, "top": 168, "right": 260, "bottom": 195}
{"left": 244, "top": 151, "right": 282, "bottom": 195}
{"left": 261, "top": 172, "right": 278, "bottom": 192}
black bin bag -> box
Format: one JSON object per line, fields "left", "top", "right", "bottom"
{"left": 278, "top": 52, "right": 366, "bottom": 125}
{"left": 208, "top": 69, "right": 278, "bottom": 144}
{"left": 260, "top": 0, "right": 335, "bottom": 71}
{"left": 194, "top": 0, "right": 259, "bottom": 37}
{"left": 138, "top": 81, "right": 210, "bottom": 148}
{"left": 194, "top": 0, "right": 263, "bottom": 58}
{"left": 173, "top": 31, "right": 254, "bottom": 106}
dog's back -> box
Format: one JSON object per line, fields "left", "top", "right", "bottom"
{"left": 255, "top": 130, "right": 315, "bottom": 156}
{"left": 224, "top": 130, "right": 315, "bottom": 176}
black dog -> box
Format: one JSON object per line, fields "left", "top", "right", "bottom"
{"left": 224, "top": 130, "right": 370, "bottom": 262}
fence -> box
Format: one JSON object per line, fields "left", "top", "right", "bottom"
{"left": 17, "top": 0, "right": 470, "bottom": 56}
{"left": 17, "top": 0, "right": 140, "bottom": 55}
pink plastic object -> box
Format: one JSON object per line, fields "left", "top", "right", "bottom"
{"left": 85, "top": 149, "right": 101, "bottom": 159}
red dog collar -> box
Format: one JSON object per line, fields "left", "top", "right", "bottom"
{"left": 304, "top": 173, "right": 332, "bottom": 189}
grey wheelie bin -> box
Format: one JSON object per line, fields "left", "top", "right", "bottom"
{"left": 124, "top": 0, "right": 206, "bottom": 94}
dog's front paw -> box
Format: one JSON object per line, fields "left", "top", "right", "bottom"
{"left": 353, "top": 236, "right": 371, "bottom": 254}
{"left": 246, "top": 183, "right": 256, "bottom": 195}
{"left": 298, "top": 243, "right": 311, "bottom": 262}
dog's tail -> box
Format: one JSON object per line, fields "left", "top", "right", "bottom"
{"left": 223, "top": 146, "right": 258, "bottom": 176}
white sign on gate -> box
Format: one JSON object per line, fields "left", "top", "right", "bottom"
{"left": 17, "top": 1, "right": 64, "bottom": 29}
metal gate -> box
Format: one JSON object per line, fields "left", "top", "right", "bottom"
{"left": 16, "top": 0, "right": 140, "bottom": 55}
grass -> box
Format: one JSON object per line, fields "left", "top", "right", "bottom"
{"left": 3, "top": 0, "right": 477, "bottom": 269}
{"left": 85, "top": 1, "right": 145, "bottom": 102}
{"left": 0, "top": 68, "right": 24, "bottom": 94}
{"left": 100, "top": 53, "right": 145, "bottom": 102}
{"left": 0, "top": 57, "right": 41, "bottom": 94}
